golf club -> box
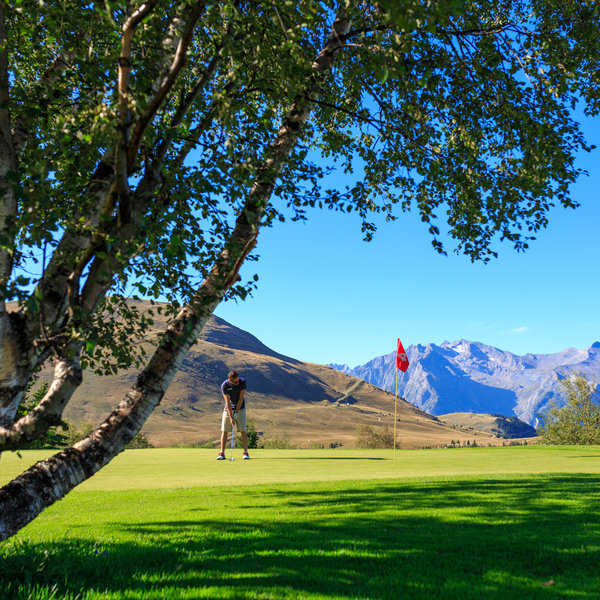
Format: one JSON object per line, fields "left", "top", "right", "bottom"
{"left": 230, "top": 413, "right": 236, "bottom": 461}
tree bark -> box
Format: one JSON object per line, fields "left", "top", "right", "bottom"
{"left": 0, "top": 348, "right": 83, "bottom": 451}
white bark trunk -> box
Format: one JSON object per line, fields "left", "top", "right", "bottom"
{"left": 0, "top": 349, "right": 83, "bottom": 451}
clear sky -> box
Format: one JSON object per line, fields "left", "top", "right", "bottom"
{"left": 215, "top": 110, "right": 600, "bottom": 369}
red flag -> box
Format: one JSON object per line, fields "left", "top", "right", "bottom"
{"left": 396, "top": 338, "right": 409, "bottom": 372}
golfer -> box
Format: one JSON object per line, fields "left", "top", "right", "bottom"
{"left": 217, "top": 370, "right": 250, "bottom": 460}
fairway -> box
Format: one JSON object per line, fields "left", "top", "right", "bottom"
{"left": 3, "top": 445, "right": 600, "bottom": 491}
{"left": 2, "top": 447, "right": 600, "bottom": 599}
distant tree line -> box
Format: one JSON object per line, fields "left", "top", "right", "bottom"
{"left": 490, "top": 415, "right": 537, "bottom": 439}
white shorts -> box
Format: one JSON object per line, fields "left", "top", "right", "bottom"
{"left": 221, "top": 408, "right": 247, "bottom": 432}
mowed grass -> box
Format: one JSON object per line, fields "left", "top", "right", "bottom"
{"left": 1, "top": 446, "right": 600, "bottom": 599}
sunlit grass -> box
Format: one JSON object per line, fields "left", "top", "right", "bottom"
{"left": 1, "top": 447, "right": 600, "bottom": 599}
{"left": 3, "top": 445, "right": 600, "bottom": 491}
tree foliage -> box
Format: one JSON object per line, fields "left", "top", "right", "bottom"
{"left": 537, "top": 372, "right": 600, "bottom": 445}
{"left": 125, "top": 430, "right": 154, "bottom": 449}
{"left": 354, "top": 424, "right": 397, "bottom": 449}
{"left": 490, "top": 414, "right": 537, "bottom": 439}
{"left": 0, "top": 0, "right": 599, "bottom": 540}
{"left": 237, "top": 415, "right": 262, "bottom": 449}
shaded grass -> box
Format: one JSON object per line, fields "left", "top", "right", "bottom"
{"left": 2, "top": 471, "right": 600, "bottom": 599}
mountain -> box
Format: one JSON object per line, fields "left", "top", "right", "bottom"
{"left": 329, "top": 340, "right": 600, "bottom": 425}
{"left": 33, "top": 300, "right": 494, "bottom": 448}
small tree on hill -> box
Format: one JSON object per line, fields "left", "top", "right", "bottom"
{"left": 126, "top": 431, "right": 154, "bottom": 449}
{"left": 537, "top": 373, "right": 600, "bottom": 445}
{"left": 355, "top": 424, "right": 396, "bottom": 449}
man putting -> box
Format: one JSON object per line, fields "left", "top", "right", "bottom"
{"left": 217, "top": 370, "right": 250, "bottom": 460}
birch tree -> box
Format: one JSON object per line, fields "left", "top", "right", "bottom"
{"left": 0, "top": 0, "right": 598, "bottom": 540}
{"left": 537, "top": 372, "right": 600, "bottom": 445}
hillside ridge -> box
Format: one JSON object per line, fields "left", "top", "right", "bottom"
{"left": 30, "top": 301, "right": 499, "bottom": 448}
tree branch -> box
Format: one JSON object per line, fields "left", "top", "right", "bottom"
{"left": 0, "top": 2, "right": 16, "bottom": 296}
{"left": 127, "top": 1, "right": 207, "bottom": 171}
{"left": 0, "top": 348, "right": 83, "bottom": 452}
{"left": 116, "top": 0, "right": 162, "bottom": 222}
{"left": 153, "top": 43, "right": 224, "bottom": 169}
{"left": 26, "top": 151, "right": 115, "bottom": 331}
{"left": 10, "top": 49, "right": 77, "bottom": 158}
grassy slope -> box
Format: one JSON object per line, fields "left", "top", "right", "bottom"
{"left": 2, "top": 447, "right": 600, "bottom": 600}
{"left": 30, "top": 300, "right": 502, "bottom": 449}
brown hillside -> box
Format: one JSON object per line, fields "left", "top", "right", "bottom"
{"left": 28, "top": 299, "right": 501, "bottom": 448}
{"left": 438, "top": 412, "right": 538, "bottom": 442}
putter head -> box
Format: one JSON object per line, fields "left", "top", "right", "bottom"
{"left": 229, "top": 457, "right": 235, "bottom": 461}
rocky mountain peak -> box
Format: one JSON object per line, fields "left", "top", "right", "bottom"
{"left": 329, "top": 340, "right": 600, "bottom": 425}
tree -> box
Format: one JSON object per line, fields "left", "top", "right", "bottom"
{"left": 354, "top": 424, "right": 396, "bottom": 449}
{"left": 125, "top": 430, "right": 154, "bottom": 449}
{"left": 537, "top": 372, "right": 600, "bottom": 445}
{"left": 238, "top": 416, "right": 262, "bottom": 449}
{"left": 0, "top": 0, "right": 598, "bottom": 540}
{"left": 240, "top": 417, "right": 262, "bottom": 449}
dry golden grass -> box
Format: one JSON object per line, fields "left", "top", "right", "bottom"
{"left": 26, "top": 299, "right": 512, "bottom": 449}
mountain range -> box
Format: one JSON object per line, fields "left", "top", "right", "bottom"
{"left": 329, "top": 340, "right": 600, "bottom": 425}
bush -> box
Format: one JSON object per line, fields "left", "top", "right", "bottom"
{"left": 126, "top": 431, "right": 154, "bottom": 449}
{"left": 61, "top": 420, "right": 95, "bottom": 447}
{"left": 354, "top": 425, "right": 397, "bottom": 449}
{"left": 537, "top": 372, "right": 600, "bottom": 445}
{"left": 490, "top": 414, "right": 537, "bottom": 439}
{"left": 238, "top": 416, "right": 263, "bottom": 449}
{"left": 62, "top": 421, "right": 154, "bottom": 449}
{"left": 262, "top": 421, "right": 296, "bottom": 449}
{"left": 15, "top": 384, "right": 154, "bottom": 450}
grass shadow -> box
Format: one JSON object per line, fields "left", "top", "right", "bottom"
{"left": 268, "top": 456, "right": 388, "bottom": 460}
{"left": 2, "top": 474, "right": 600, "bottom": 599}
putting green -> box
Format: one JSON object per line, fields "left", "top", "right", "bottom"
{"left": 2, "top": 445, "right": 600, "bottom": 491}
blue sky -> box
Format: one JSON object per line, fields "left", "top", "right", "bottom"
{"left": 215, "top": 111, "right": 600, "bottom": 368}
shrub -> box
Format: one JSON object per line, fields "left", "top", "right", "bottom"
{"left": 15, "top": 382, "right": 69, "bottom": 449}
{"left": 126, "top": 431, "right": 154, "bottom": 449}
{"left": 354, "top": 425, "right": 397, "bottom": 449}
{"left": 239, "top": 416, "right": 263, "bottom": 449}
{"left": 171, "top": 441, "right": 215, "bottom": 449}
{"left": 262, "top": 421, "right": 296, "bottom": 449}
{"left": 61, "top": 420, "right": 95, "bottom": 447}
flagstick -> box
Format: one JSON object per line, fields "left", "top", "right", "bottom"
{"left": 394, "top": 366, "right": 398, "bottom": 461}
